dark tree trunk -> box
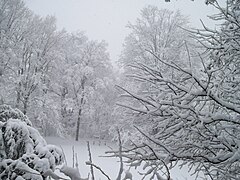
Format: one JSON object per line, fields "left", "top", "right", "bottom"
{"left": 23, "top": 96, "right": 28, "bottom": 115}
{"left": 75, "top": 77, "right": 86, "bottom": 141}
{"left": 75, "top": 107, "right": 82, "bottom": 141}
{"left": 16, "top": 83, "right": 21, "bottom": 109}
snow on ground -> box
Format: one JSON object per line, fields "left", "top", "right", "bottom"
{"left": 46, "top": 137, "right": 205, "bottom": 180}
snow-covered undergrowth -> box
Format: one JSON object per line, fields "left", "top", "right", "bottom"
{"left": 0, "top": 105, "right": 64, "bottom": 180}
{"left": 0, "top": 104, "right": 203, "bottom": 180}
{"left": 46, "top": 137, "right": 201, "bottom": 180}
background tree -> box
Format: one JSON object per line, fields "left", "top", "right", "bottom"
{"left": 117, "top": 5, "right": 192, "bottom": 143}
{"left": 51, "top": 32, "right": 115, "bottom": 140}
{"left": 0, "top": 0, "right": 30, "bottom": 106}
{"left": 0, "top": 0, "right": 67, "bottom": 136}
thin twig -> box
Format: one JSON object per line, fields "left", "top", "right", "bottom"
{"left": 72, "top": 146, "right": 75, "bottom": 168}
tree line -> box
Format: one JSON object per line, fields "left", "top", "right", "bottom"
{"left": 0, "top": 0, "right": 117, "bottom": 140}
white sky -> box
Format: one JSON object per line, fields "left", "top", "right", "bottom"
{"left": 25, "top": 0, "right": 219, "bottom": 64}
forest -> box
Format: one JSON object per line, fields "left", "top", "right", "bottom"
{"left": 0, "top": 0, "right": 239, "bottom": 179}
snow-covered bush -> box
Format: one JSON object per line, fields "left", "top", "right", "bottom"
{"left": 0, "top": 105, "right": 64, "bottom": 180}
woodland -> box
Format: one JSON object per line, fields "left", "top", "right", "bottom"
{"left": 0, "top": 0, "right": 239, "bottom": 179}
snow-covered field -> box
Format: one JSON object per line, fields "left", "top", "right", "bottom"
{"left": 46, "top": 137, "right": 203, "bottom": 180}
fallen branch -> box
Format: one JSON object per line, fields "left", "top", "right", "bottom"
{"left": 85, "top": 161, "right": 111, "bottom": 180}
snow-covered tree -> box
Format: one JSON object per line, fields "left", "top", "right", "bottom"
{"left": 50, "top": 32, "right": 115, "bottom": 140}
{"left": 116, "top": 2, "right": 240, "bottom": 179}
{"left": 87, "top": 76, "right": 118, "bottom": 139}
{"left": 117, "top": 6, "right": 191, "bottom": 143}
{"left": 0, "top": 0, "right": 118, "bottom": 138}
{"left": 11, "top": 14, "right": 63, "bottom": 116}
{"left": 120, "top": 6, "right": 190, "bottom": 71}
{"left": 0, "top": 0, "right": 66, "bottom": 134}
{"left": 0, "top": 0, "right": 30, "bottom": 106}
{"left": 0, "top": 104, "right": 64, "bottom": 179}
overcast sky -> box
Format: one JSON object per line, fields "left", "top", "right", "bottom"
{"left": 25, "top": 0, "right": 219, "bottom": 63}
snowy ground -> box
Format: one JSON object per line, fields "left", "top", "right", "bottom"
{"left": 46, "top": 137, "right": 205, "bottom": 180}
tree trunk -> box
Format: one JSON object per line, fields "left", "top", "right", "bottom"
{"left": 75, "top": 107, "right": 82, "bottom": 141}
{"left": 75, "top": 78, "right": 85, "bottom": 141}
{"left": 23, "top": 96, "right": 29, "bottom": 115}
{"left": 16, "top": 83, "right": 21, "bottom": 109}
